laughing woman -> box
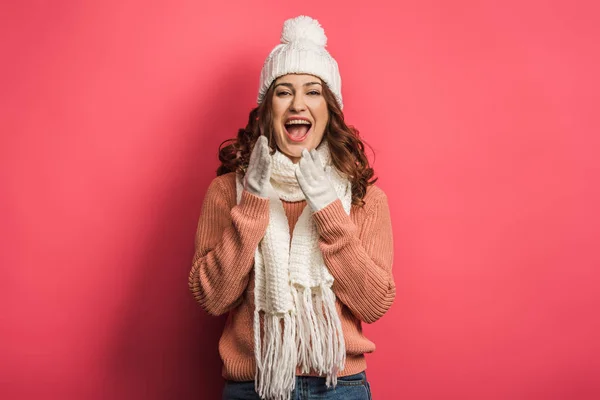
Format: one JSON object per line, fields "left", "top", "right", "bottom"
{"left": 189, "top": 15, "right": 396, "bottom": 400}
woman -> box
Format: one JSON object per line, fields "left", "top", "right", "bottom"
{"left": 189, "top": 15, "right": 396, "bottom": 400}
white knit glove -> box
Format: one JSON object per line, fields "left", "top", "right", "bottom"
{"left": 295, "top": 148, "right": 339, "bottom": 212}
{"left": 244, "top": 136, "right": 272, "bottom": 198}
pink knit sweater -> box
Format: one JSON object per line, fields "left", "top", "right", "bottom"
{"left": 189, "top": 172, "right": 395, "bottom": 381}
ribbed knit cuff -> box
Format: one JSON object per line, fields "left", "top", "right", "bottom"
{"left": 312, "top": 199, "right": 353, "bottom": 243}
{"left": 237, "top": 190, "right": 270, "bottom": 219}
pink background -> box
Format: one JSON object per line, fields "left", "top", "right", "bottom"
{"left": 2, "top": 1, "right": 599, "bottom": 399}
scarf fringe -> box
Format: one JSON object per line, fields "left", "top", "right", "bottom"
{"left": 254, "top": 284, "right": 345, "bottom": 400}
{"left": 254, "top": 311, "right": 296, "bottom": 400}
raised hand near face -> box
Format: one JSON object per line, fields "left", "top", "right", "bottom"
{"left": 244, "top": 135, "right": 272, "bottom": 198}
{"left": 295, "top": 148, "right": 339, "bottom": 212}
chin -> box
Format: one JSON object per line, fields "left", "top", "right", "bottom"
{"left": 274, "top": 130, "right": 324, "bottom": 160}
{"left": 279, "top": 146, "right": 303, "bottom": 161}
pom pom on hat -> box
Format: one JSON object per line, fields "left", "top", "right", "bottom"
{"left": 257, "top": 15, "right": 343, "bottom": 109}
{"left": 280, "top": 15, "right": 327, "bottom": 47}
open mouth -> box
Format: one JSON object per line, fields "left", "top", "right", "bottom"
{"left": 284, "top": 118, "right": 312, "bottom": 142}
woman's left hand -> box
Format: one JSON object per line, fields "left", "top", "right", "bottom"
{"left": 295, "top": 148, "right": 339, "bottom": 212}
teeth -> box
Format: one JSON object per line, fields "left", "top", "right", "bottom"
{"left": 285, "top": 120, "right": 311, "bottom": 125}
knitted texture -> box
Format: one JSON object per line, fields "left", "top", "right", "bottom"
{"left": 235, "top": 141, "right": 351, "bottom": 400}
{"left": 257, "top": 16, "right": 343, "bottom": 109}
{"left": 188, "top": 174, "right": 396, "bottom": 383}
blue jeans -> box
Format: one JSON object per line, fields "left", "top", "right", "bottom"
{"left": 222, "top": 371, "right": 372, "bottom": 399}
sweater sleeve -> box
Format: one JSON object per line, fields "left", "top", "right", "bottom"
{"left": 188, "top": 176, "right": 270, "bottom": 316}
{"left": 312, "top": 190, "right": 396, "bottom": 323}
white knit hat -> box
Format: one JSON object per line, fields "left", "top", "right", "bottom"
{"left": 257, "top": 15, "right": 343, "bottom": 109}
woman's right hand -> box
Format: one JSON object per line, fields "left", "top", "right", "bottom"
{"left": 244, "top": 135, "right": 272, "bottom": 198}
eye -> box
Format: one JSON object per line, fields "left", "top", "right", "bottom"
{"left": 277, "top": 91, "right": 291, "bottom": 96}
{"left": 308, "top": 90, "right": 321, "bottom": 95}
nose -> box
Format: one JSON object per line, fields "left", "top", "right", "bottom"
{"left": 289, "top": 94, "right": 306, "bottom": 112}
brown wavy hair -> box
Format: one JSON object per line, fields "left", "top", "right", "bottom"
{"left": 217, "top": 79, "right": 377, "bottom": 206}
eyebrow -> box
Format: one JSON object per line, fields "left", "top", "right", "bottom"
{"left": 274, "top": 81, "right": 322, "bottom": 89}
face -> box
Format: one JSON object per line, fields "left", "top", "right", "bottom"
{"left": 270, "top": 74, "right": 329, "bottom": 163}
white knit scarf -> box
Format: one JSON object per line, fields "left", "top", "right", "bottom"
{"left": 235, "top": 140, "right": 351, "bottom": 400}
